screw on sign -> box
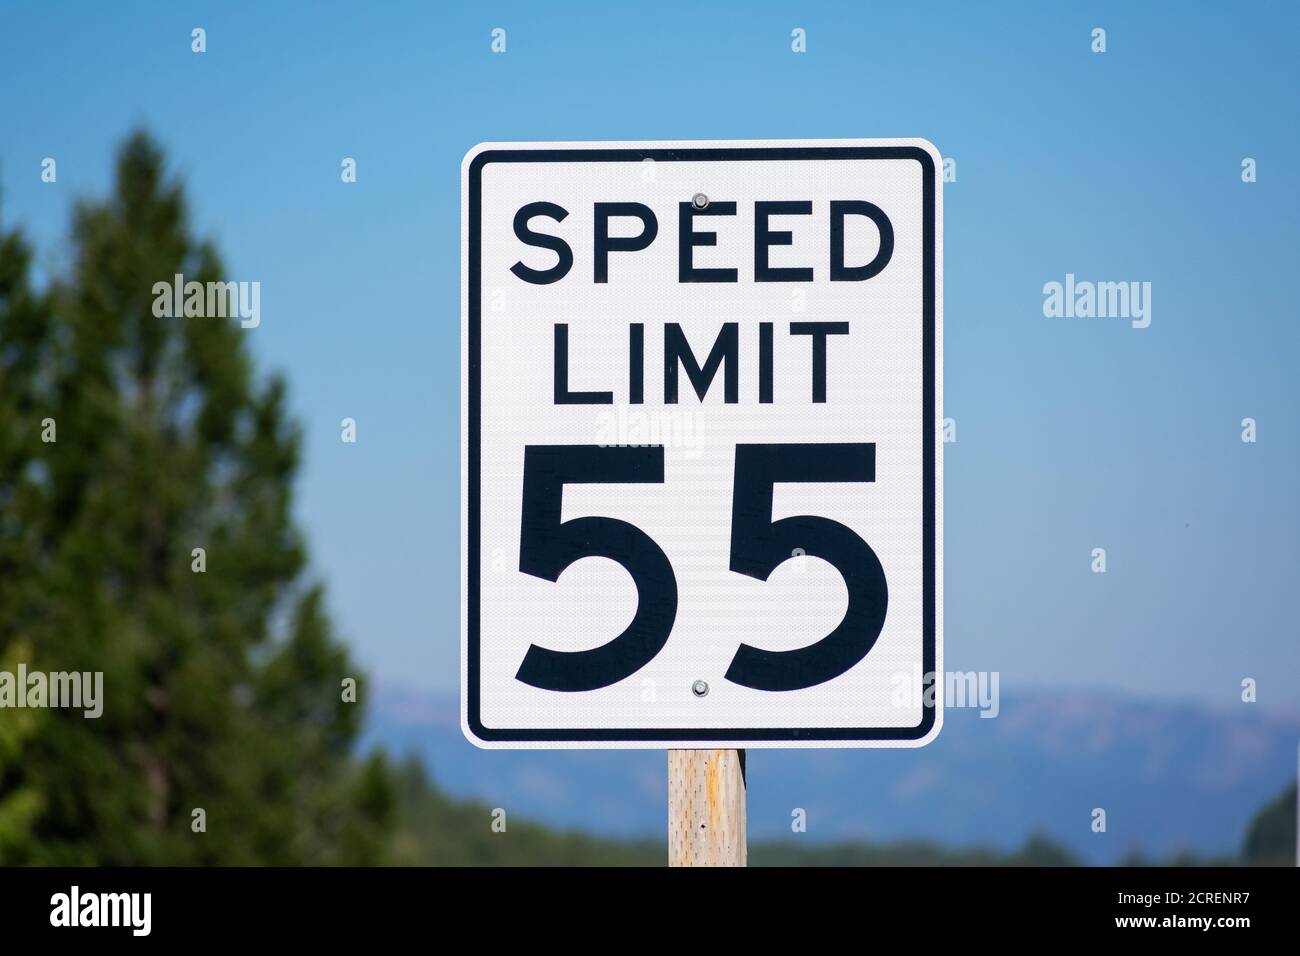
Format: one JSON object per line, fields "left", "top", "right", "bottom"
{"left": 462, "top": 139, "right": 944, "bottom": 865}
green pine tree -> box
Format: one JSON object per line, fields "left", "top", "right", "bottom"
{"left": 0, "top": 217, "right": 50, "bottom": 856}
{"left": 0, "top": 131, "right": 393, "bottom": 865}
{"left": 1241, "top": 782, "right": 1297, "bottom": 866}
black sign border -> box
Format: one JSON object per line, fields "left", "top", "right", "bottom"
{"left": 467, "top": 144, "right": 937, "bottom": 744}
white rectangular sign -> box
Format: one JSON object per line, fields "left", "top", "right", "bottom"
{"left": 462, "top": 139, "right": 942, "bottom": 748}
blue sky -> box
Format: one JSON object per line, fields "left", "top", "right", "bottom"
{"left": 2, "top": 1, "right": 1296, "bottom": 712}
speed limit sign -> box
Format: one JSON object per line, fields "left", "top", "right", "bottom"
{"left": 462, "top": 139, "right": 942, "bottom": 748}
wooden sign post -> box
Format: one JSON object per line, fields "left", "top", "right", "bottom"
{"left": 668, "top": 749, "right": 747, "bottom": 867}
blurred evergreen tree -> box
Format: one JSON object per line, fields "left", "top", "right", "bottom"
{"left": 0, "top": 132, "right": 393, "bottom": 864}
{"left": 0, "top": 219, "right": 51, "bottom": 856}
{"left": 1241, "top": 782, "right": 1296, "bottom": 866}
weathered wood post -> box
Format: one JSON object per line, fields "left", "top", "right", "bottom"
{"left": 668, "top": 749, "right": 747, "bottom": 866}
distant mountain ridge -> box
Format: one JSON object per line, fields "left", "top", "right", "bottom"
{"left": 363, "top": 685, "right": 1299, "bottom": 865}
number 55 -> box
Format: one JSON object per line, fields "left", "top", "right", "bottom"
{"left": 514, "top": 442, "right": 887, "bottom": 693}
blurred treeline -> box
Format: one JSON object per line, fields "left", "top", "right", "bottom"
{"left": 0, "top": 133, "right": 1293, "bottom": 867}
{"left": 387, "top": 757, "right": 1295, "bottom": 866}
